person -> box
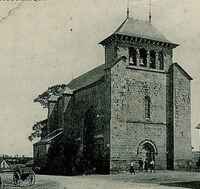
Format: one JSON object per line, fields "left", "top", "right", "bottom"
{"left": 138, "top": 159, "right": 143, "bottom": 171}
{"left": 130, "top": 161, "right": 135, "bottom": 175}
{"left": 144, "top": 159, "right": 148, "bottom": 172}
{"left": 13, "top": 165, "right": 22, "bottom": 185}
{"left": 150, "top": 159, "right": 155, "bottom": 173}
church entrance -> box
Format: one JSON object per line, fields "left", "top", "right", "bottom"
{"left": 141, "top": 143, "right": 155, "bottom": 162}
{"left": 137, "top": 140, "right": 157, "bottom": 167}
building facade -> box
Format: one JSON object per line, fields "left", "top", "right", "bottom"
{"left": 34, "top": 16, "right": 192, "bottom": 173}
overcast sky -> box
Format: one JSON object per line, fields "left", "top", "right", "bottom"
{"left": 0, "top": 0, "right": 199, "bottom": 156}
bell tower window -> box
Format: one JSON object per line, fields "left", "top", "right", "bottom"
{"left": 159, "top": 51, "right": 164, "bottom": 70}
{"left": 129, "top": 47, "right": 137, "bottom": 65}
{"left": 145, "top": 96, "right": 151, "bottom": 119}
{"left": 139, "top": 48, "right": 147, "bottom": 67}
{"left": 150, "top": 50, "right": 156, "bottom": 69}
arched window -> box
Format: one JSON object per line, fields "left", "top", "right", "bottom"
{"left": 139, "top": 48, "right": 147, "bottom": 67}
{"left": 129, "top": 47, "right": 137, "bottom": 65}
{"left": 145, "top": 96, "right": 151, "bottom": 119}
{"left": 159, "top": 51, "right": 164, "bottom": 70}
{"left": 150, "top": 50, "right": 156, "bottom": 69}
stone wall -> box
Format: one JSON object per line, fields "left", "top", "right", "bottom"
{"left": 166, "top": 67, "right": 174, "bottom": 169}
{"left": 63, "top": 79, "right": 111, "bottom": 173}
{"left": 33, "top": 143, "right": 49, "bottom": 168}
{"left": 173, "top": 65, "right": 192, "bottom": 169}
{"left": 48, "top": 101, "right": 59, "bottom": 132}
{"left": 110, "top": 47, "right": 168, "bottom": 172}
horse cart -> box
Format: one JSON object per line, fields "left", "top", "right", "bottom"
{"left": 0, "top": 164, "right": 35, "bottom": 188}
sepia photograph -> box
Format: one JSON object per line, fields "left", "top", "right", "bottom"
{"left": 0, "top": 0, "right": 200, "bottom": 188}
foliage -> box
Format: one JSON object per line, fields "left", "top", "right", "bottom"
{"left": 28, "top": 120, "right": 47, "bottom": 141}
{"left": 40, "top": 136, "right": 80, "bottom": 175}
{"left": 34, "top": 84, "right": 66, "bottom": 108}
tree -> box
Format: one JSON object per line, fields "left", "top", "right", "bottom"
{"left": 34, "top": 84, "right": 66, "bottom": 108}
{"left": 29, "top": 84, "right": 66, "bottom": 141}
{"left": 28, "top": 121, "right": 44, "bottom": 141}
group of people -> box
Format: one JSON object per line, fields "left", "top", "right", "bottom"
{"left": 130, "top": 159, "right": 155, "bottom": 174}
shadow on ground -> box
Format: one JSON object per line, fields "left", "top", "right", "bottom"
{"left": 111, "top": 171, "right": 200, "bottom": 188}
{"left": 2, "top": 180, "right": 58, "bottom": 189}
{"left": 161, "top": 181, "right": 200, "bottom": 189}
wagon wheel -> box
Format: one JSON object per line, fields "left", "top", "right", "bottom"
{"left": 27, "top": 171, "right": 35, "bottom": 186}
{"left": 13, "top": 172, "right": 21, "bottom": 186}
{"left": 0, "top": 176, "right": 5, "bottom": 189}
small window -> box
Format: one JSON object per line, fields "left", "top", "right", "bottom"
{"left": 159, "top": 51, "right": 164, "bottom": 70}
{"left": 145, "top": 96, "right": 151, "bottom": 119}
{"left": 129, "top": 47, "right": 137, "bottom": 65}
{"left": 150, "top": 50, "right": 156, "bottom": 69}
{"left": 139, "top": 48, "right": 147, "bottom": 67}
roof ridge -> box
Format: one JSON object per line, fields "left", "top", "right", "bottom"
{"left": 114, "top": 17, "right": 128, "bottom": 34}
{"left": 67, "top": 64, "right": 105, "bottom": 91}
{"left": 68, "top": 64, "right": 104, "bottom": 84}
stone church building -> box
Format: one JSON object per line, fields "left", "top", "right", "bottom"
{"left": 34, "top": 14, "right": 192, "bottom": 173}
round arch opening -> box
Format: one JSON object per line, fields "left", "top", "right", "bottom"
{"left": 137, "top": 140, "right": 157, "bottom": 162}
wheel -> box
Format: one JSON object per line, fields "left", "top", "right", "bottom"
{"left": 27, "top": 171, "right": 35, "bottom": 186}
{"left": 0, "top": 176, "right": 4, "bottom": 189}
{"left": 13, "top": 172, "right": 20, "bottom": 186}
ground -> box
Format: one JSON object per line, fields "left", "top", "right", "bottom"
{"left": 2, "top": 171, "right": 200, "bottom": 189}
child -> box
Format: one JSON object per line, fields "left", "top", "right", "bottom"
{"left": 150, "top": 159, "right": 155, "bottom": 173}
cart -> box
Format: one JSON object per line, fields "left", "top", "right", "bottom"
{"left": 0, "top": 164, "right": 35, "bottom": 188}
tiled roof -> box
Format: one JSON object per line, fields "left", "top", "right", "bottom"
{"left": 114, "top": 17, "right": 171, "bottom": 43}
{"left": 100, "top": 17, "right": 178, "bottom": 46}
{"left": 67, "top": 64, "right": 105, "bottom": 91}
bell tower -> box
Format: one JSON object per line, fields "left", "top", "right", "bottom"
{"left": 99, "top": 2, "right": 191, "bottom": 172}
{"left": 100, "top": 16, "right": 178, "bottom": 73}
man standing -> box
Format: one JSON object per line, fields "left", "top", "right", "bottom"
{"left": 138, "top": 159, "right": 143, "bottom": 172}
{"left": 130, "top": 161, "right": 135, "bottom": 175}
{"left": 144, "top": 159, "right": 148, "bottom": 172}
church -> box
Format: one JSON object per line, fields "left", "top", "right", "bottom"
{"left": 33, "top": 9, "right": 192, "bottom": 174}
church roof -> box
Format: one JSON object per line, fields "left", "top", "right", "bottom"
{"left": 66, "top": 56, "right": 129, "bottom": 92}
{"left": 172, "top": 63, "right": 193, "bottom": 80}
{"left": 67, "top": 64, "right": 105, "bottom": 91}
{"left": 100, "top": 17, "right": 178, "bottom": 46}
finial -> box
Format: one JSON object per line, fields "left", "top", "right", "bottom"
{"left": 149, "top": 0, "right": 152, "bottom": 23}
{"left": 127, "top": 7, "right": 130, "bottom": 18}
{"left": 127, "top": 0, "right": 130, "bottom": 18}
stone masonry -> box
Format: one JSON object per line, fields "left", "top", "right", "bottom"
{"left": 34, "top": 16, "right": 192, "bottom": 174}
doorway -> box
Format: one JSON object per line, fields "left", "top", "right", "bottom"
{"left": 137, "top": 140, "right": 157, "bottom": 162}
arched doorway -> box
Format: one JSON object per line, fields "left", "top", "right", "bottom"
{"left": 137, "top": 140, "right": 157, "bottom": 162}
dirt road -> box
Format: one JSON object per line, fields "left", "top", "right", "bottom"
{"left": 2, "top": 171, "right": 200, "bottom": 189}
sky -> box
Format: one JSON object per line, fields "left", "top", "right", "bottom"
{"left": 0, "top": 0, "right": 199, "bottom": 156}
